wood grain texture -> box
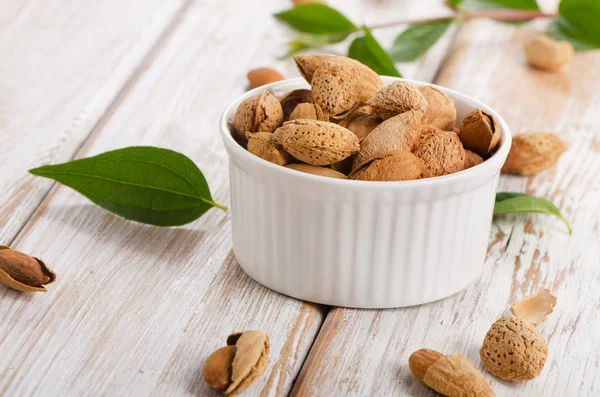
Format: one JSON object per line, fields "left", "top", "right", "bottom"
{"left": 292, "top": 18, "right": 600, "bottom": 397}
{"left": 0, "top": 0, "right": 188, "bottom": 244}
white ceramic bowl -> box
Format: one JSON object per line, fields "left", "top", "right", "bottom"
{"left": 220, "top": 77, "right": 511, "bottom": 309}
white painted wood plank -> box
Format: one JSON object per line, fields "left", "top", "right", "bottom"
{"left": 0, "top": 0, "right": 186, "bottom": 243}
{"left": 292, "top": 18, "right": 600, "bottom": 397}
{"left": 0, "top": 1, "right": 455, "bottom": 396}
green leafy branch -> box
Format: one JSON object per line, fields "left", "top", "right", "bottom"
{"left": 275, "top": 0, "right": 600, "bottom": 76}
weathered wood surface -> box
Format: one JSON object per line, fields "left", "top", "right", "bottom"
{"left": 292, "top": 18, "right": 600, "bottom": 397}
{"left": 0, "top": 1, "right": 451, "bottom": 396}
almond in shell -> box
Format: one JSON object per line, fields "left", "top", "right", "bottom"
{"left": 350, "top": 150, "right": 423, "bottom": 181}
{"left": 338, "top": 106, "right": 382, "bottom": 141}
{"left": 414, "top": 130, "right": 465, "bottom": 178}
{"left": 501, "top": 132, "right": 567, "bottom": 175}
{"left": 459, "top": 109, "right": 500, "bottom": 157}
{"left": 274, "top": 119, "right": 359, "bottom": 166}
{"left": 367, "top": 81, "right": 428, "bottom": 120}
{"left": 285, "top": 163, "right": 346, "bottom": 179}
{"left": 280, "top": 89, "right": 313, "bottom": 121}
{"left": 418, "top": 86, "right": 456, "bottom": 130}
{"left": 233, "top": 91, "right": 283, "bottom": 141}
{"left": 311, "top": 63, "right": 360, "bottom": 119}
{"left": 289, "top": 102, "right": 328, "bottom": 121}
{"left": 247, "top": 132, "right": 294, "bottom": 166}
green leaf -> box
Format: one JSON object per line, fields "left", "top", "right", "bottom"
{"left": 493, "top": 192, "right": 571, "bottom": 234}
{"left": 348, "top": 27, "right": 401, "bottom": 77}
{"left": 456, "top": 0, "right": 539, "bottom": 10}
{"left": 274, "top": 4, "right": 356, "bottom": 34}
{"left": 286, "top": 32, "right": 349, "bottom": 56}
{"left": 389, "top": 20, "right": 453, "bottom": 62}
{"left": 547, "top": 0, "right": 600, "bottom": 51}
{"left": 29, "top": 147, "right": 226, "bottom": 227}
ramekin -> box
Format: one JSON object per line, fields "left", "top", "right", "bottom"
{"left": 220, "top": 77, "right": 511, "bottom": 309}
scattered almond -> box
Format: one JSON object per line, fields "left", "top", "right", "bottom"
{"left": 247, "top": 132, "right": 294, "bottom": 166}
{"left": 350, "top": 150, "right": 423, "bottom": 181}
{"left": 233, "top": 91, "right": 283, "bottom": 141}
{"left": 285, "top": 163, "right": 346, "bottom": 179}
{"left": 367, "top": 81, "right": 428, "bottom": 120}
{"left": 409, "top": 349, "right": 495, "bottom": 397}
{"left": 274, "top": 119, "right": 359, "bottom": 165}
{"left": 524, "top": 34, "right": 573, "bottom": 72}
{"left": 247, "top": 67, "right": 284, "bottom": 89}
{"left": 418, "top": 86, "right": 456, "bottom": 130}
{"left": 501, "top": 132, "right": 567, "bottom": 175}
{"left": 289, "top": 102, "right": 328, "bottom": 121}
{"left": 459, "top": 109, "right": 500, "bottom": 157}
{"left": 414, "top": 130, "right": 465, "bottom": 178}
{"left": 510, "top": 289, "right": 557, "bottom": 325}
{"left": 0, "top": 245, "right": 56, "bottom": 293}
{"left": 480, "top": 317, "right": 547, "bottom": 381}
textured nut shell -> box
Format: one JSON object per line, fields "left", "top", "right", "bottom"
{"left": 203, "top": 346, "right": 236, "bottom": 390}
{"left": 510, "top": 289, "right": 557, "bottom": 325}
{"left": 311, "top": 63, "right": 360, "bottom": 118}
{"left": 418, "top": 86, "right": 456, "bottom": 130}
{"left": 409, "top": 349, "right": 445, "bottom": 382}
{"left": 414, "top": 130, "right": 465, "bottom": 178}
{"left": 285, "top": 164, "right": 347, "bottom": 179}
{"left": 463, "top": 150, "right": 484, "bottom": 170}
{"left": 289, "top": 102, "right": 327, "bottom": 121}
{"left": 232, "top": 91, "right": 283, "bottom": 140}
{"left": 367, "top": 81, "right": 428, "bottom": 120}
{"left": 274, "top": 120, "right": 360, "bottom": 165}
{"left": 294, "top": 54, "right": 383, "bottom": 101}
{"left": 247, "top": 67, "right": 284, "bottom": 89}
{"left": 423, "top": 353, "right": 495, "bottom": 397}
{"left": 480, "top": 317, "right": 547, "bottom": 381}
{"left": 414, "top": 126, "right": 440, "bottom": 149}
{"left": 525, "top": 34, "right": 573, "bottom": 71}
{"left": 247, "top": 132, "right": 294, "bottom": 166}
{"left": 459, "top": 109, "right": 500, "bottom": 157}
{"left": 225, "top": 331, "right": 270, "bottom": 396}
{"left": 338, "top": 112, "right": 382, "bottom": 141}
{"left": 350, "top": 151, "right": 423, "bottom": 181}
{"left": 0, "top": 245, "right": 56, "bottom": 293}
{"left": 352, "top": 110, "right": 423, "bottom": 171}
{"left": 501, "top": 132, "right": 567, "bottom": 175}
{"left": 280, "top": 89, "right": 313, "bottom": 121}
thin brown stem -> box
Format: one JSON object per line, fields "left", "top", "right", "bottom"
{"left": 464, "top": 9, "right": 555, "bottom": 20}
{"left": 368, "top": 15, "right": 455, "bottom": 31}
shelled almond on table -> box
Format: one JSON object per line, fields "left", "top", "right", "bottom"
{"left": 233, "top": 54, "right": 503, "bottom": 181}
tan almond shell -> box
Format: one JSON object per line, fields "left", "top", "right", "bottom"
{"left": 414, "top": 126, "right": 440, "bottom": 149}
{"left": 294, "top": 54, "right": 383, "bottom": 101}
{"left": 367, "top": 81, "right": 428, "bottom": 120}
{"left": 338, "top": 112, "right": 382, "bottom": 141}
{"left": 285, "top": 164, "right": 347, "bottom": 179}
{"left": 232, "top": 91, "right": 283, "bottom": 141}
{"left": 501, "top": 132, "right": 567, "bottom": 175}
{"left": 463, "top": 150, "right": 484, "bottom": 170}
{"left": 408, "top": 349, "right": 445, "bottom": 382}
{"left": 247, "top": 67, "right": 284, "bottom": 89}
{"left": 423, "top": 353, "right": 495, "bottom": 397}
{"left": 414, "top": 130, "right": 465, "bottom": 178}
{"left": 247, "top": 132, "right": 294, "bottom": 166}
{"left": 418, "top": 86, "right": 456, "bottom": 131}
{"left": 274, "top": 120, "right": 360, "bottom": 166}
{"left": 289, "top": 102, "right": 328, "bottom": 121}
{"left": 480, "top": 317, "right": 547, "bottom": 381}
{"left": 524, "top": 34, "right": 573, "bottom": 71}
{"left": 350, "top": 150, "right": 423, "bottom": 181}
{"left": 330, "top": 155, "right": 355, "bottom": 175}
{"left": 352, "top": 110, "right": 423, "bottom": 171}
{"left": 280, "top": 89, "right": 313, "bottom": 121}
{"left": 0, "top": 245, "right": 56, "bottom": 293}
{"left": 225, "top": 331, "right": 270, "bottom": 396}
{"left": 203, "top": 345, "right": 236, "bottom": 390}
{"left": 510, "top": 289, "right": 557, "bottom": 325}
{"left": 311, "top": 63, "right": 361, "bottom": 118}
{"left": 459, "top": 109, "right": 500, "bottom": 157}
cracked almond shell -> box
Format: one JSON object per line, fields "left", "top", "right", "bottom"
{"left": 510, "top": 289, "right": 556, "bottom": 325}
{"left": 311, "top": 63, "right": 360, "bottom": 119}
{"left": 232, "top": 91, "right": 283, "bottom": 141}
{"left": 294, "top": 54, "right": 383, "bottom": 101}
{"left": 280, "top": 89, "right": 313, "bottom": 121}
{"left": 350, "top": 150, "right": 423, "bottom": 181}
{"left": 418, "top": 86, "right": 456, "bottom": 130}
{"left": 352, "top": 110, "right": 422, "bottom": 171}
{"left": 0, "top": 245, "right": 56, "bottom": 293}
{"left": 459, "top": 109, "right": 500, "bottom": 157}
{"left": 274, "top": 119, "right": 360, "bottom": 166}
{"left": 480, "top": 317, "right": 547, "bottom": 381}
{"left": 285, "top": 164, "right": 347, "bottom": 179}
{"left": 247, "top": 132, "right": 294, "bottom": 166}
{"left": 289, "top": 102, "right": 328, "bottom": 121}
{"left": 367, "top": 81, "right": 428, "bottom": 120}
{"left": 414, "top": 130, "right": 465, "bottom": 178}
{"left": 501, "top": 132, "right": 567, "bottom": 175}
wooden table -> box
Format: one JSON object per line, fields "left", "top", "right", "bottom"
{"left": 1, "top": 0, "right": 599, "bottom": 396}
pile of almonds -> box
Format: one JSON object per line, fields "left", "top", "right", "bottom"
{"left": 233, "top": 54, "right": 501, "bottom": 181}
